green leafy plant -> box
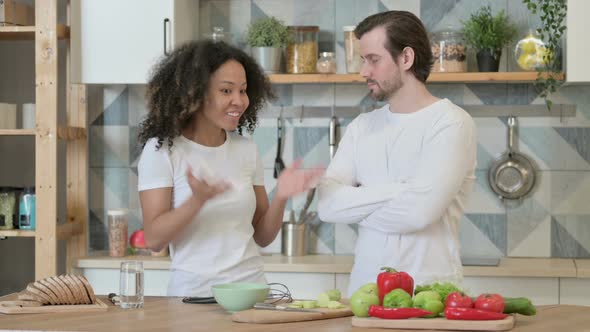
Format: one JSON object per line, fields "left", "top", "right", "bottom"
{"left": 522, "top": 0, "right": 567, "bottom": 109}
{"left": 462, "top": 6, "right": 518, "bottom": 59}
{"left": 246, "top": 17, "right": 291, "bottom": 48}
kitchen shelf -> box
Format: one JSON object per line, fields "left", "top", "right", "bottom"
{"left": 0, "top": 0, "right": 88, "bottom": 281}
{"left": 268, "top": 72, "right": 565, "bottom": 84}
{"left": 0, "top": 230, "right": 36, "bottom": 237}
{"left": 0, "top": 127, "right": 86, "bottom": 140}
{"left": 0, "top": 129, "right": 35, "bottom": 136}
{"left": 0, "top": 24, "right": 69, "bottom": 41}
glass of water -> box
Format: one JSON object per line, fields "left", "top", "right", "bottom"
{"left": 119, "top": 261, "right": 144, "bottom": 309}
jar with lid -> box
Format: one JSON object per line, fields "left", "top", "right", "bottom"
{"left": 203, "top": 26, "right": 232, "bottom": 44}
{"left": 514, "top": 30, "right": 548, "bottom": 71}
{"left": 286, "top": 26, "right": 319, "bottom": 73}
{"left": 108, "top": 209, "right": 129, "bottom": 257}
{"left": 18, "top": 186, "right": 36, "bottom": 230}
{"left": 0, "top": 187, "right": 17, "bottom": 230}
{"left": 343, "top": 26, "right": 362, "bottom": 73}
{"left": 317, "top": 52, "right": 337, "bottom": 73}
{"left": 431, "top": 29, "right": 467, "bottom": 72}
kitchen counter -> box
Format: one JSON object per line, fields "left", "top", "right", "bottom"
{"left": 0, "top": 297, "right": 588, "bottom": 331}
{"left": 575, "top": 259, "right": 590, "bottom": 278}
{"left": 75, "top": 255, "right": 581, "bottom": 278}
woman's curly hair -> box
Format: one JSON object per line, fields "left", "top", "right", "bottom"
{"left": 138, "top": 39, "right": 274, "bottom": 150}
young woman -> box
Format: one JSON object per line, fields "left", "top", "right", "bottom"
{"left": 137, "top": 40, "right": 322, "bottom": 296}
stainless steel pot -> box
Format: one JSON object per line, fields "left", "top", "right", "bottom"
{"left": 488, "top": 116, "right": 537, "bottom": 200}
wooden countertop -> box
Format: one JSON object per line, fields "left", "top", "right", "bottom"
{"left": 76, "top": 255, "right": 583, "bottom": 278}
{"left": 575, "top": 259, "right": 590, "bottom": 278}
{"left": 0, "top": 297, "right": 589, "bottom": 331}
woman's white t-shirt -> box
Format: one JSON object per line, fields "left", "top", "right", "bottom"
{"left": 138, "top": 132, "right": 266, "bottom": 297}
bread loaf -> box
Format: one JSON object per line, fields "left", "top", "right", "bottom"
{"left": 17, "top": 274, "right": 97, "bottom": 305}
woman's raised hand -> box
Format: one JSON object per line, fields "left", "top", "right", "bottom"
{"left": 275, "top": 159, "right": 324, "bottom": 200}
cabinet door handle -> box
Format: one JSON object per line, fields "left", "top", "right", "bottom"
{"left": 163, "top": 18, "right": 171, "bottom": 55}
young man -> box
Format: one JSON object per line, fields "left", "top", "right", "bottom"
{"left": 317, "top": 11, "right": 477, "bottom": 296}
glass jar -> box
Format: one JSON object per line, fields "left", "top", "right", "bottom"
{"left": 0, "top": 187, "right": 17, "bottom": 230}
{"left": 317, "top": 52, "right": 337, "bottom": 73}
{"left": 18, "top": 186, "right": 36, "bottom": 230}
{"left": 108, "top": 209, "right": 129, "bottom": 257}
{"left": 343, "top": 26, "right": 362, "bottom": 73}
{"left": 514, "top": 30, "right": 548, "bottom": 71}
{"left": 286, "top": 26, "right": 319, "bottom": 73}
{"left": 431, "top": 29, "right": 467, "bottom": 72}
{"left": 203, "top": 26, "right": 232, "bottom": 44}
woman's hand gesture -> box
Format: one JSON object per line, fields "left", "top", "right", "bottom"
{"left": 275, "top": 160, "right": 324, "bottom": 200}
{"left": 186, "top": 167, "right": 231, "bottom": 204}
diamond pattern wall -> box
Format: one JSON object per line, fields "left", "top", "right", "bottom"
{"left": 87, "top": 0, "right": 590, "bottom": 259}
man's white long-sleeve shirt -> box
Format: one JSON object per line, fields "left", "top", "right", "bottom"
{"left": 317, "top": 99, "right": 477, "bottom": 296}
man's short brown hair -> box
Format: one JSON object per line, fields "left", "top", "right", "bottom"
{"left": 355, "top": 11, "right": 433, "bottom": 83}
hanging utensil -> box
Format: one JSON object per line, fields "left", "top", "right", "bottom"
{"left": 488, "top": 116, "right": 537, "bottom": 200}
{"left": 274, "top": 111, "right": 286, "bottom": 179}
{"left": 329, "top": 114, "right": 339, "bottom": 160}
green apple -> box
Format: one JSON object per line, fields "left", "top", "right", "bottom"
{"left": 412, "top": 290, "right": 440, "bottom": 307}
{"left": 413, "top": 291, "right": 444, "bottom": 318}
{"left": 350, "top": 283, "right": 380, "bottom": 317}
{"left": 421, "top": 300, "right": 444, "bottom": 318}
{"left": 358, "top": 282, "right": 378, "bottom": 295}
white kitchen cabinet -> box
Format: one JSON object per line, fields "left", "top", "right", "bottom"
{"left": 265, "top": 272, "right": 335, "bottom": 300}
{"left": 462, "top": 277, "right": 559, "bottom": 305}
{"left": 559, "top": 278, "right": 590, "bottom": 306}
{"left": 71, "top": 0, "right": 198, "bottom": 84}
{"left": 335, "top": 273, "right": 351, "bottom": 297}
{"left": 566, "top": 0, "right": 590, "bottom": 83}
{"left": 82, "top": 268, "right": 170, "bottom": 296}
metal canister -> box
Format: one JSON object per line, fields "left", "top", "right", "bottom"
{"left": 281, "top": 222, "right": 308, "bottom": 256}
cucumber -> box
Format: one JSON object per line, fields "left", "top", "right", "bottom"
{"left": 503, "top": 297, "right": 536, "bottom": 316}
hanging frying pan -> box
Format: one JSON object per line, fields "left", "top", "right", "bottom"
{"left": 488, "top": 116, "right": 537, "bottom": 200}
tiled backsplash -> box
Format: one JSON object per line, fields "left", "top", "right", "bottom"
{"left": 88, "top": 0, "right": 590, "bottom": 259}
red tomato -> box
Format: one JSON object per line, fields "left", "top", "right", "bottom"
{"left": 445, "top": 292, "right": 474, "bottom": 308}
{"left": 474, "top": 294, "right": 505, "bottom": 313}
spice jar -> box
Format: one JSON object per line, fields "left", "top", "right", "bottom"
{"left": 0, "top": 187, "right": 17, "bottom": 230}
{"left": 343, "top": 26, "right": 362, "bottom": 73}
{"left": 108, "top": 209, "right": 129, "bottom": 257}
{"left": 286, "top": 26, "right": 319, "bottom": 73}
{"left": 431, "top": 29, "right": 467, "bottom": 72}
{"left": 317, "top": 52, "right": 337, "bottom": 73}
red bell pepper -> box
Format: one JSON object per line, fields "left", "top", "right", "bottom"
{"left": 368, "top": 305, "right": 432, "bottom": 319}
{"left": 377, "top": 267, "right": 414, "bottom": 304}
{"left": 444, "top": 307, "right": 509, "bottom": 320}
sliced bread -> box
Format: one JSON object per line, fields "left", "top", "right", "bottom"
{"left": 74, "top": 275, "right": 96, "bottom": 304}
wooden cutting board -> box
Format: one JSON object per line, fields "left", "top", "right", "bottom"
{"left": 232, "top": 306, "right": 353, "bottom": 324}
{"left": 0, "top": 293, "right": 108, "bottom": 315}
{"left": 352, "top": 315, "right": 515, "bottom": 331}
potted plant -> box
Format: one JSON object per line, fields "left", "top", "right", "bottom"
{"left": 522, "top": 0, "right": 567, "bottom": 110}
{"left": 246, "top": 17, "right": 291, "bottom": 73}
{"left": 462, "top": 6, "right": 517, "bottom": 72}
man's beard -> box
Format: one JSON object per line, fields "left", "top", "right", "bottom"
{"left": 368, "top": 76, "right": 403, "bottom": 101}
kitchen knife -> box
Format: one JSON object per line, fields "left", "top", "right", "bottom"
{"left": 253, "top": 303, "right": 324, "bottom": 314}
